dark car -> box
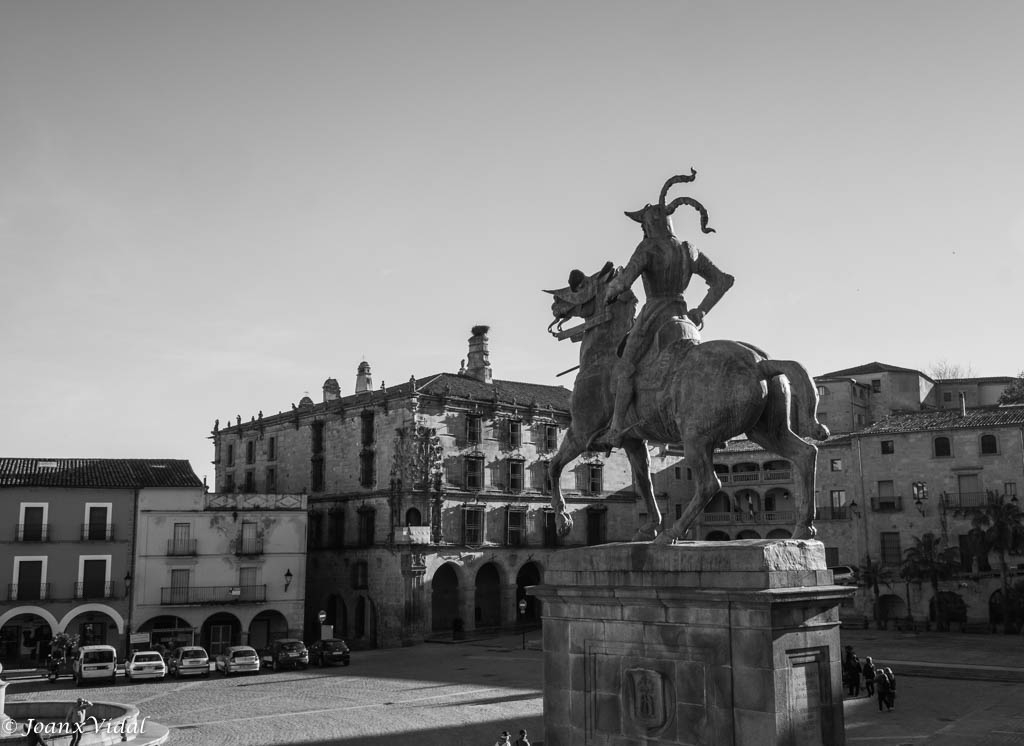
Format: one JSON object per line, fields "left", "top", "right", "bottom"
{"left": 261, "top": 638, "right": 309, "bottom": 671}
{"left": 308, "top": 638, "right": 351, "bottom": 667}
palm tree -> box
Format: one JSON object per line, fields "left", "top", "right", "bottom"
{"left": 900, "top": 532, "right": 960, "bottom": 631}
{"left": 971, "top": 492, "right": 1024, "bottom": 633}
{"left": 857, "top": 556, "right": 893, "bottom": 629}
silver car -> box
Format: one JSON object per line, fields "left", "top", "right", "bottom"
{"left": 215, "top": 645, "right": 260, "bottom": 676}
{"left": 168, "top": 646, "right": 210, "bottom": 678}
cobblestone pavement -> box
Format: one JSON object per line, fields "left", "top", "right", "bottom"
{"left": 5, "top": 630, "right": 1024, "bottom": 745}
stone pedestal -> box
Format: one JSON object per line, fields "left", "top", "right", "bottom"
{"left": 529, "top": 540, "right": 854, "bottom": 746}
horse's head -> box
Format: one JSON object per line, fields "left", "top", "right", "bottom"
{"left": 544, "top": 261, "right": 635, "bottom": 337}
{"left": 624, "top": 169, "right": 716, "bottom": 239}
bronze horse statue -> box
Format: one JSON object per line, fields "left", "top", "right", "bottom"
{"left": 545, "top": 262, "right": 830, "bottom": 543}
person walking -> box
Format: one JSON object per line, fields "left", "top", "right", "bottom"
{"left": 494, "top": 731, "right": 512, "bottom": 746}
{"left": 513, "top": 729, "right": 531, "bottom": 746}
{"left": 874, "top": 669, "right": 892, "bottom": 712}
{"left": 65, "top": 697, "right": 92, "bottom": 746}
{"left": 885, "top": 667, "right": 896, "bottom": 710}
{"left": 845, "top": 652, "right": 861, "bottom": 696}
{"left": 862, "top": 656, "right": 876, "bottom": 697}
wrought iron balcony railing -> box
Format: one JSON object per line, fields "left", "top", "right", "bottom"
{"left": 167, "top": 538, "right": 198, "bottom": 556}
{"left": 6, "top": 583, "right": 51, "bottom": 601}
{"left": 81, "top": 523, "right": 115, "bottom": 541}
{"left": 75, "top": 581, "right": 115, "bottom": 599}
{"left": 870, "top": 496, "right": 903, "bottom": 512}
{"left": 942, "top": 492, "right": 990, "bottom": 509}
{"left": 160, "top": 584, "right": 267, "bottom": 605}
{"left": 14, "top": 524, "right": 50, "bottom": 541}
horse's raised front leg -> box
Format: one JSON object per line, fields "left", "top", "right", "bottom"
{"left": 621, "top": 437, "right": 660, "bottom": 541}
{"left": 548, "top": 427, "right": 585, "bottom": 537}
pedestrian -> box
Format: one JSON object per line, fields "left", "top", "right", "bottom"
{"left": 862, "top": 656, "right": 876, "bottom": 696}
{"left": 494, "top": 731, "right": 512, "bottom": 746}
{"left": 65, "top": 697, "right": 92, "bottom": 746}
{"left": 514, "top": 729, "right": 531, "bottom": 746}
{"left": 874, "top": 670, "right": 892, "bottom": 712}
{"left": 845, "top": 652, "right": 861, "bottom": 696}
{"left": 885, "top": 667, "right": 896, "bottom": 710}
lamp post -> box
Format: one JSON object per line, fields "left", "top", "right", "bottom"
{"left": 913, "top": 482, "right": 928, "bottom": 516}
{"left": 284, "top": 568, "right": 293, "bottom": 592}
{"left": 518, "top": 598, "right": 528, "bottom": 650}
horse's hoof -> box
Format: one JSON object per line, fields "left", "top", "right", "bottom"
{"left": 791, "top": 525, "right": 818, "bottom": 541}
{"left": 632, "top": 527, "right": 658, "bottom": 542}
{"left": 557, "top": 515, "right": 574, "bottom": 537}
{"left": 652, "top": 532, "right": 676, "bottom": 545}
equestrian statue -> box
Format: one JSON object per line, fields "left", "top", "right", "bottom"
{"left": 544, "top": 170, "right": 829, "bottom": 544}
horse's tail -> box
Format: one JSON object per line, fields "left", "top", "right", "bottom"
{"left": 757, "top": 359, "right": 831, "bottom": 441}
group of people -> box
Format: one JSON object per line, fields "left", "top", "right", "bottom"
{"left": 494, "top": 729, "right": 530, "bottom": 746}
{"left": 843, "top": 645, "right": 896, "bottom": 712}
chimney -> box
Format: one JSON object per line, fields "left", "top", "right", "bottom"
{"left": 323, "top": 378, "right": 340, "bottom": 402}
{"left": 959, "top": 391, "right": 966, "bottom": 417}
{"left": 355, "top": 361, "right": 373, "bottom": 393}
{"left": 463, "top": 325, "right": 493, "bottom": 383}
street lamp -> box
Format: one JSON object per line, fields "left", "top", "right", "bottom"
{"left": 284, "top": 568, "right": 293, "bottom": 592}
{"left": 518, "top": 598, "right": 528, "bottom": 650}
{"left": 913, "top": 482, "right": 928, "bottom": 516}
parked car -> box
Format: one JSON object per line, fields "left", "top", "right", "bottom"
{"left": 260, "top": 639, "right": 309, "bottom": 671}
{"left": 829, "top": 565, "right": 857, "bottom": 585}
{"left": 308, "top": 638, "right": 351, "bottom": 667}
{"left": 168, "top": 646, "right": 210, "bottom": 678}
{"left": 215, "top": 646, "right": 260, "bottom": 676}
{"left": 71, "top": 644, "right": 118, "bottom": 687}
{"left": 126, "top": 651, "right": 167, "bottom": 682}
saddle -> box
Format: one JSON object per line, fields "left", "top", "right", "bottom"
{"left": 634, "top": 315, "right": 701, "bottom": 391}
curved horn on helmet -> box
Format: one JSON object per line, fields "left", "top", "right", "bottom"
{"left": 658, "top": 168, "right": 698, "bottom": 207}
{"left": 623, "top": 208, "right": 646, "bottom": 223}
{"left": 664, "top": 196, "right": 716, "bottom": 233}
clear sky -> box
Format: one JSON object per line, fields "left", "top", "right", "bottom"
{"left": 2, "top": 1, "right": 1022, "bottom": 486}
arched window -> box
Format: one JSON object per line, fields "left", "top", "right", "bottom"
{"left": 933, "top": 436, "right": 952, "bottom": 458}
{"left": 981, "top": 434, "right": 998, "bottom": 455}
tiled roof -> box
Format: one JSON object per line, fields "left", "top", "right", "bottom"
{"left": 857, "top": 406, "right": 1024, "bottom": 435}
{"left": 224, "top": 372, "right": 572, "bottom": 432}
{"left": 817, "top": 361, "right": 929, "bottom": 379}
{"left": 935, "top": 376, "right": 1014, "bottom": 385}
{"left": 0, "top": 459, "right": 203, "bottom": 489}
{"left": 713, "top": 432, "right": 850, "bottom": 455}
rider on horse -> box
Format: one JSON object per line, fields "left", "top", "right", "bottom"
{"left": 603, "top": 170, "right": 735, "bottom": 448}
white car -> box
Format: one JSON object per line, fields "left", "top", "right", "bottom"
{"left": 215, "top": 645, "right": 260, "bottom": 676}
{"left": 830, "top": 565, "right": 857, "bottom": 585}
{"left": 125, "top": 651, "right": 167, "bottom": 682}
{"left": 168, "top": 646, "right": 210, "bottom": 678}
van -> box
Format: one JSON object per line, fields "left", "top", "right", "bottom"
{"left": 71, "top": 644, "right": 118, "bottom": 686}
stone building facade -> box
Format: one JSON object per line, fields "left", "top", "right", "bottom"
{"left": 210, "top": 326, "right": 683, "bottom": 649}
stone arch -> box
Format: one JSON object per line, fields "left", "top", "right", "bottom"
{"left": 137, "top": 615, "right": 195, "bottom": 649}
{"left": 248, "top": 609, "right": 289, "bottom": 650}
{"left": 705, "top": 490, "right": 731, "bottom": 513}
{"left": 515, "top": 562, "right": 542, "bottom": 624}
{"left": 930, "top": 591, "right": 967, "bottom": 626}
{"left": 736, "top": 529, "right": 761, "bottom": 540}
{"left": 405, "top": 507, "right": 422, "bottom": 526}
{"left": 705, "top": 530, "right": 730, "bottom": 541}
{"left": 200, "top": 611, "right": 242, "bottom": 657}
{"left": 321, "top": 593, "right": 348, "bottom": 639}
{"left": 878, "top": 594, "right": 906, "bottom": 623}
{"left": 474, "top": 562, "right": 502, "bottom": 628}
{"left": 431, "top": 562, "right": 461, "bottom": 634}
{"left": 0, "top": 606, "right": 60, "bottom": 635}
{"left": 766, "top": 528, "right": 792, "bottom": 540}
{"left": 734, "top": 488, "right": 760, "bottom": 514}
{"left": 58, "top": 604, "right": 125, "bottom": 635}
{"left": 352, "top": 595, "right": 377, "bottom": 646}
{"left": 0, "top": 608, "right": 59, "bottom": 666}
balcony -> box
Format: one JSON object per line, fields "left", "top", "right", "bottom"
{"left": 942, "top": 492, "right": 990, "bottom": 509}
{"left": 160, "top": 584, "right": 267, "bottom": 605}
{"left": 80, "top": 523, "right": 115, "bottom": 541}
{"left": 167, "top": 538, "right": 198, "bottom": 556}
{"left": 74, "top": 581, "right": 116, "bottom": 600}
{"left": 870, "top": 496, "right": 903, "bottom": 513}
{"left": 235, "top": 537, "right": 264, "bottom": 556}
{"left": 714, "top": 473, "right": 731, "bottom": 484}
{"left": 6, "top": 583, "right": 51, "bottom": 601}
{"left": 701, "top": 510, "right": 796, "bottom": 524}
{"left": 393, "top": 526, "right": 431, "bottom": 545}
{"left": 763, "top": 470, "right": 793, "bottom": 482}
{"left": 815, "top": 505, "right": 850, "bottom": 521}
{"left": 14, "top": 524, "right": 50, "bottom": 541}
{"left": 731, "top": 472, "right": 760, "bottom": 483}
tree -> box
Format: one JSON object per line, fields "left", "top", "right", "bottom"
{"left": 927, "top": 360, "right": 976, "bottom": 380}
{"left": 997, "top": 370, "right": 1024, "bottom": 405}
{"left": 971, "top": 492, "right": 1024, "bottom": 632}
{"left": 857, "top": 556, "right": 894, "bottom": 629}
{"left": 900, "top": 532, "right": 960, "bottom": 630}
